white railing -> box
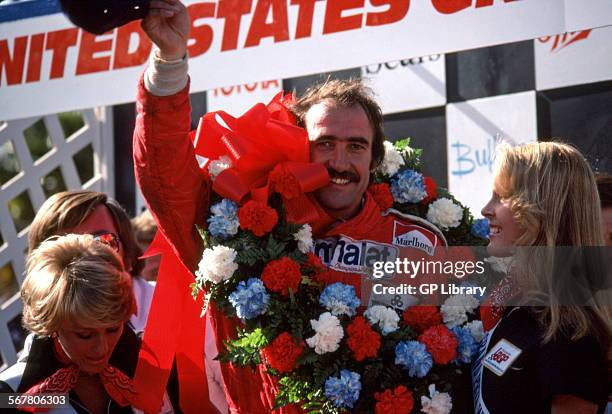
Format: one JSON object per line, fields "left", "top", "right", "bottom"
{"left": 0, "top": 107, "right": 113, "bottom": 370}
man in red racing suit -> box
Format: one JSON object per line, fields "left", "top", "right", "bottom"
{"left": 134, "top": 1, "right": 445, "bottom": 412}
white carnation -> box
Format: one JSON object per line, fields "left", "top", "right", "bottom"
{"left": 364, "top": 305, "right": 399, "bottom": 335}
{"left": 378, "top": 141, "right": 405, "bottom": 176}
{"left": 195, "top": 245, "right": 238, "bottom": 284}
{"left": 464, "top": 320, "right": 485, "bottom": 343}
{"left": 326, "top": 301, "right": 353, "bottom": 317}
{"left": 426, "top": 198, "right": 463, "bottom": 229}
{"left": 293, "top": 224, "right": 313, "bottom": 254}
{"left": 421, "top": 384, "right": 452, "bottom": 414}
{"left": 208, "top": 156, "right": 233, "bottom": 180}
{"left": 306, "top": 312, "right": 344, "bottom": 355}
{"left": 440, "top": 294, "right": 479, "bottom": 328}
{"left": 484, "top": 255, "right": 513, "bottom": 274}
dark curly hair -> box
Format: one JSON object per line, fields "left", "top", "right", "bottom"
{"left": 290, "top": 78, "right": 385, "bottom": 169}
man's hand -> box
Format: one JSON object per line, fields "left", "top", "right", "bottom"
{"left": 142, "top": 0, "right": 189, "bottom": 61}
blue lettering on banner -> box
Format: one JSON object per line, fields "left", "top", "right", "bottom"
{"left": 451, "top": 136, "right": 497, "bottom": 177}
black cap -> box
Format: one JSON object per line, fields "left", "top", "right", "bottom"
{"left": 59, "top": 0, "right": 150, "bottom": 35}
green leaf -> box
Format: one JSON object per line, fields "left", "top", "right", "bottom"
{"left": 236, "top": 245, "right": 265, "bottom": 266}
{"left": 190, "top": 282, "right": 200, "bottom": 300}
{"left": 288, "top": 250, "right": 307, "bottom": 264}
{"left": 195, "top": 224, "right": 213, "bottom": 248}
{"left": 393, "top": 138, "right": 412, "bottom": 151}
{"left": 218, "top": 328, "right": 270, "bottom": 366}
{"left": 266, "top": 234, "right": 287, "bottom": 260}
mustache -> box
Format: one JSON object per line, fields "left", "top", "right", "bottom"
{"left": 328, "top": 168, "right": 359, "bottom": 182}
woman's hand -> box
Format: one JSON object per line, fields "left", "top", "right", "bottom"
{"left": 141, "top": 0, "right": 189, "bottom": 61}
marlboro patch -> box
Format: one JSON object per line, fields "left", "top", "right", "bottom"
{"left": 392, "top": 222, "right": 436, "bottom": 255}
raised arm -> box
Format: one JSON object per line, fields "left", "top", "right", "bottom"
{"left": 133, "top": 0, "right": 209, "bottom": 270}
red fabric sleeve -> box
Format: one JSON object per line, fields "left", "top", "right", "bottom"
{"left": 133, "top": 74, "right": 210, "bottom": 270}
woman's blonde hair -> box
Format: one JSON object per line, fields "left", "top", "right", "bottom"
{"left": 493, "top": 141, "right": 611, "bottom": 344}
{"left": 21, "top": 234, "right": 135, "bottom": 336}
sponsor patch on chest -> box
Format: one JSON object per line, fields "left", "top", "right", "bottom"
{"left": 392, "top": 221, "right": 437, "bottom": 255}
{"left": 314, "top": 235, "right": 399, "bottom": 274}
{"left": 483, "top": 339, "right": 522, "bottom": 376}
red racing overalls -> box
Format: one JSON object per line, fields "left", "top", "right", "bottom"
{"left": 133, "top": 76, "right": 445, "bottom": 414}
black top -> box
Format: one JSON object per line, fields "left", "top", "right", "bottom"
{"left": 0, "top": 326, "right": 181, "bottom": 414}
{"left": 473, "top": 307, "right": 609, "bottom": 414}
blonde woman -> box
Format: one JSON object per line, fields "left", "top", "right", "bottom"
{"left": 0, "top": 235, "right": 177, "bottom": 413}
{"left": 473, "top": 142, "right": 611, "bottom": 414}
{"left": 28, "top": 190, "right": 155, "bottom": 334}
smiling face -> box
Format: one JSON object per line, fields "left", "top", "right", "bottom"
{"left": 56, "top": 319, "right": 123, "bottom": 374}
{"left": 306, "top": 101, "right": 374, "bottom": 221}
{"left": 481, "top": 191, "right": 524, "bottom": 256}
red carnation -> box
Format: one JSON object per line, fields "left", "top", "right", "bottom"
{"left": 422, "top": 176, "right": 438, "bottom": 203}
{"left": 374, "top": 385, "right": 414, "bottom": 414}
{"left": 261, "top": 332, "right": 304, "bottom": 373}
{"left": 347, "top": 316, "right": 381, "bottom": 361}
{"left": 305, "top": 252, "right": 326, "bottom": 279}
{"left": 368, "top": 183, "right": 394, "bottom": 210}
{"left": 418, "top": 325, "right": 458, "bottom": 364}
{"left": 261, "top": 257, "right": 301, "bottom": 296}
{"left": 402, "top": 306, "right": 442, "bottom": 333}
{"left": 306, "top": 252, "right": 324, "bottom": 270}
{"left": 269, "top": 168, "right": 301, "bottom": 200}
{"left": 238, "top": 200, "right": 278, "bottom": 236}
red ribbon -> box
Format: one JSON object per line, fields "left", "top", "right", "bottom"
{"left": 192, "top": 92, "right": 329, "bottom": 226}
{"left": 480, "top": 275, "right": 520, "bottom": 331}
{"left": 132, "top": 232, "right": 211, "bottom": 414}
{"left": 20, "top": 365, "right": 140, "bottom": 413}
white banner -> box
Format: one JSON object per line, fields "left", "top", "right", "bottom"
{"left": 446, "top": 91, "right": 537, "bottom": 216}
{"left": 206, "top": 79, "right": 282, "bottom": 116}
{"left": 564, "top": 0, "right": 612, "bottom": 32}
{"left": 1, "top": 0, "right": 611, "bottom": 121}
{"left": 361, "top": 54, "right": 446, "bottom": 115}
{"left": 535, "top": 26, "right": 612, "bottom": 91}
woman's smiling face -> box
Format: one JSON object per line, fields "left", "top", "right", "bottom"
{"left": 481, "top": 191, "right": 524, "bottom": 257}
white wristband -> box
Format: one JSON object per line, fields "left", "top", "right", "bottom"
{"left": 144, "top": 48, "right": 189, "bottom": 96}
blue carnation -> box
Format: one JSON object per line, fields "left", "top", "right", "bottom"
{"left": 319, "top": 283, "right": 361, "bottom": 317}
{"left": 451, "top": 326, "right": 478, "bottom": 364}
{"left": 390, "top": 169, "right": 427, "bottom": 203}
{"left": 324, "top": 370, "right": 361, "bottom": 409}
{"left": 471, "top": 218, "right": 489, "bottom": 239}
{"left": 395, "top": 340, "right": 433, "bottom": 378}
{"left": 228, "top": 278, "right": 270, "bottom": 319}
{"left": 208, "top": 199, "right": 239, "bottom": 239}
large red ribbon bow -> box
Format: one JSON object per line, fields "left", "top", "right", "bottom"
{"left": 192, "top": 92, "right": 329, "bottom": 226}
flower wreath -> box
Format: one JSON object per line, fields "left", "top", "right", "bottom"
{"left": 192, "top": 95, "right": 503, "bottom": 413}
